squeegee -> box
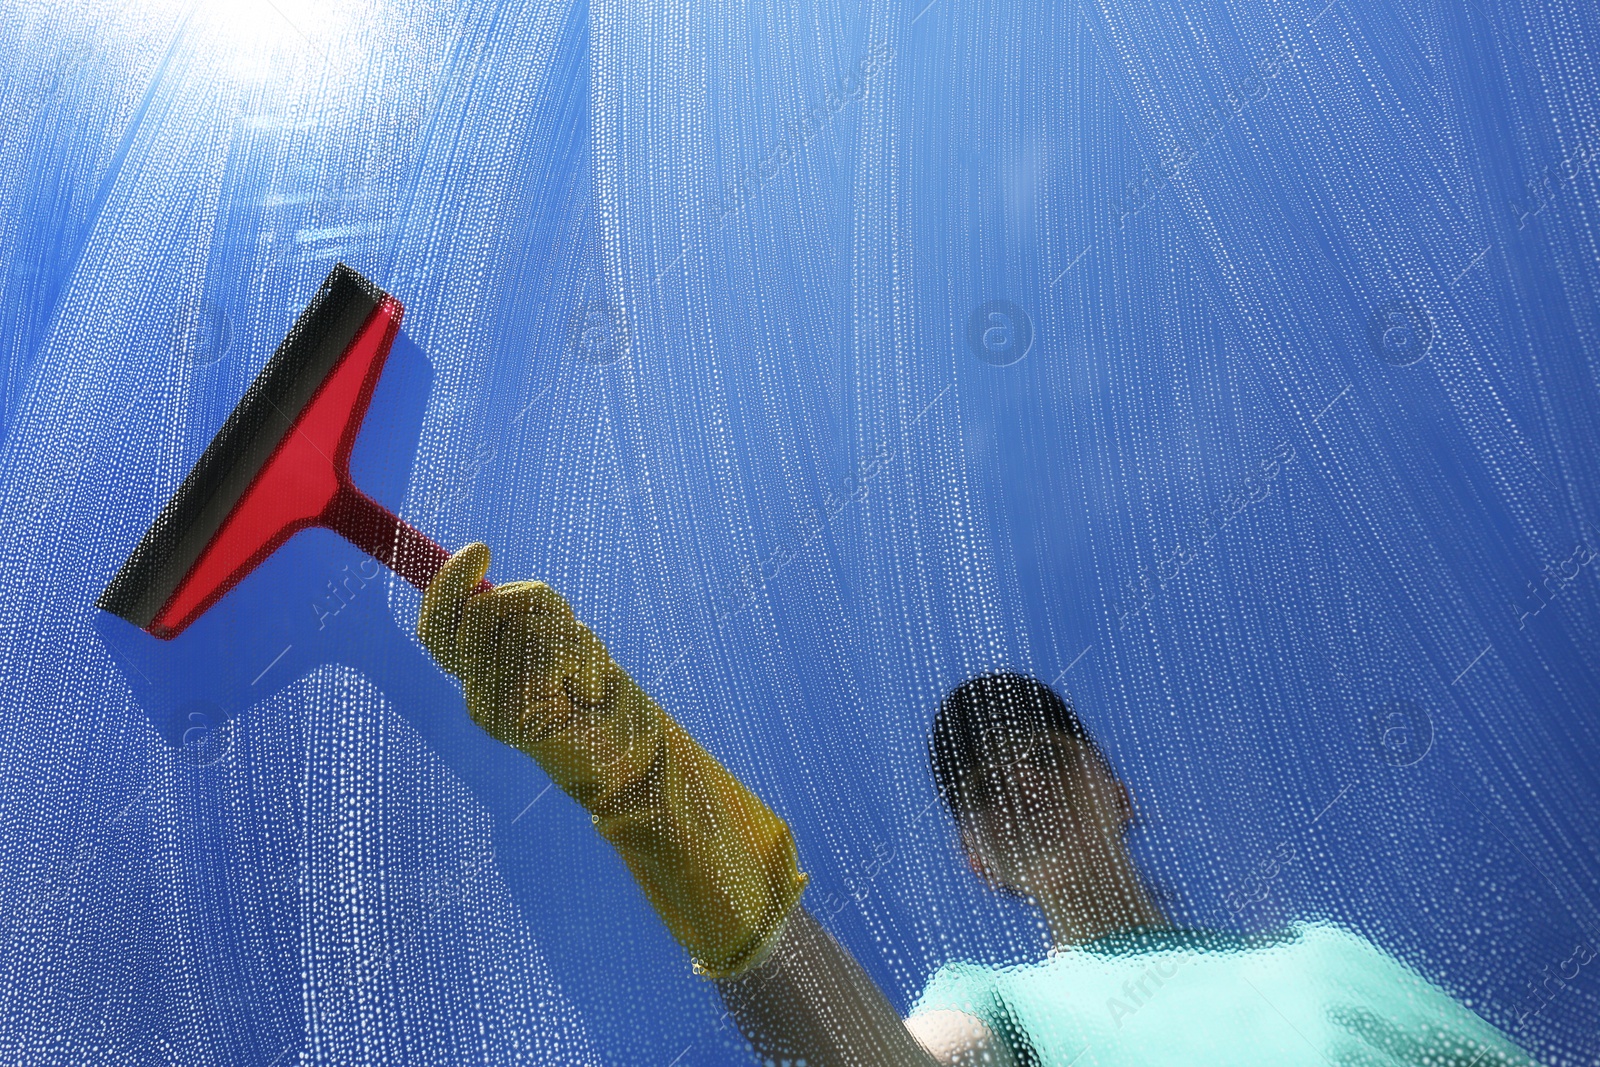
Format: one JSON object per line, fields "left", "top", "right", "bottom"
{"left": 98, "top": 264, "right": 487, "bottom": 640}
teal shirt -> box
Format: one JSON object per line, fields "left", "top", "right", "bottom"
{"left": 911, "top": 922, "right": 1536, "bottom": 1066}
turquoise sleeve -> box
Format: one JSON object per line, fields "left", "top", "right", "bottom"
{"left": 911, "top": 959, "right": 1004, "bottom": 1022}
{"left": 912, "top": 960, "right": 1041, "bottom": 1065}
{"left": 1309, "top": 926, "right": 1538, "bottom": 1066}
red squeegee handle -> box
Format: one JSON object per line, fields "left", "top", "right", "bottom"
{"left": 324, "top": 483, "right": 493, "bottom": 595}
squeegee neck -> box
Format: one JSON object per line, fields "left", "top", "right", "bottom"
{"left": 322, "top": 484, "right": 463, "bottom": 594}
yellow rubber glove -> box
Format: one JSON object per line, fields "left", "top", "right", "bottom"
{"left": 418, "top": 543, "right": 808, "bottom": 978}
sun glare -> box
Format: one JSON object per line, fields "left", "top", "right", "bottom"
{"left": 183, "top": 0, "right": 366, "bottom": 83}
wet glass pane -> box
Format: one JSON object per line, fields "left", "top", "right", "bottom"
{"left": 2, "top": 0, "right": 1596, "bottom": 1063}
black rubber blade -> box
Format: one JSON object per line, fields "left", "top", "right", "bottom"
{"left": 98, "top": 264, "right": 386, "bottom": 631}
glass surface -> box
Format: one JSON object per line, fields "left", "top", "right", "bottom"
{"left": 1, "top": 0, "right": 1597, "bottom": 1062}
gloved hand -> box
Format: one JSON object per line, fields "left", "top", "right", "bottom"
{"left": 418, "top": 543, "right": 808, "bottom": 978}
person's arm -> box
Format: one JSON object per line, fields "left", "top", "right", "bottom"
{"left": 717, "top": 906, "right": 1018, "bottom": 1067}
{"left": 418, "top": 544, "right": 806, "bottom": 977}
{"left": 419, "top": 545, "right": 1013, "bottom": 1066}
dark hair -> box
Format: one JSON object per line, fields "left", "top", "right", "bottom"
{"left": 928, "top": 671, "right": 1104, "bottom": 815}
